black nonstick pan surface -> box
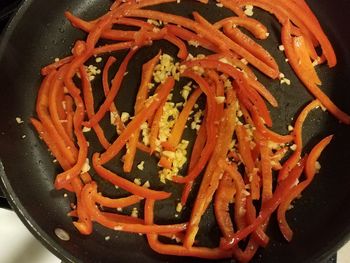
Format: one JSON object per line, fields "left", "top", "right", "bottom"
{"left": 0, "top": 0, "right": 350, "bottom": 262}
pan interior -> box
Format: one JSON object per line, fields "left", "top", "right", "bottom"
{"left": 0, "top": 0, "right": 350, "bottom": 262}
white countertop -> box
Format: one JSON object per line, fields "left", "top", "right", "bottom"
{"left": 0, "top": 208, "right": 349, "bottom": 263}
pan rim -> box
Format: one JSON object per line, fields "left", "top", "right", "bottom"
{"left": 0, "top": 0, "right": 79, "bottom": 262}
{"left": 0, "top": 0, "right": 349, "bottom": 262}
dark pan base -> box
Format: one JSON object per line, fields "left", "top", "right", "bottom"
{"left": 0, "top": 0, "right": 350, "bottom": 262}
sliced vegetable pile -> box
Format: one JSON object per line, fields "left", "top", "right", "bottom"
{"left": 31, "top": 0, "right": 350, "bottom": 262}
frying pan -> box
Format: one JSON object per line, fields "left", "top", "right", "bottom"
{"left": 0, "top": 0, "right": 350, "bottom": 262}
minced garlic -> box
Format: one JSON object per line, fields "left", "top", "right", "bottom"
{"left": 244, "top": 5, "right": 254, "bottom": 16}
{"left": 137, "top": 161, "right": 145, "bottom": 171}
{"left": 82, "top": 126, "right": 91, "bottom": 133}
{"left": 159, "top": 140, "right": 189, "bottom": 183}
{"left": 121, "top": 112, "right": 130, "bottom": 123}
{"left": 180, "top": 82, "right": 192, "bottom": 100}
{"left": 215, "top": 96, "right": 225, "bottom": 104}
{"left": 15, "top": 117, "right": 24, "bottom": 124}
{"left": 188, "top": 40, "right": 200, "bottom": 47}
{"left": 81, "top": 158, "right": 90, "bottom": 174}
{"left": 140, "top": 122, "right": 150, "bottom": 146}
{"left": 134, "top": 178, "right": 142, "bottom": 185}
{"left": 153, "top": 54, "right": 181, "bottom": 82}
{"left": 176, "top": 202, "right": 183, "bottom": 213}
{"left": 290, "top": 144, "right": 297, "bottom": 151}
{"left": 131, "top": 207, "right": 139, "bottom": 218}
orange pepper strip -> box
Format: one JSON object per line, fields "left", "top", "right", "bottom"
{"left": 64, "top": 11, "right": 96, "bottom": 32}
{"left": 205, "top": 53, "right": 256, "bottom": 80}
{"left": 149, "top": 97, "right": 167, "bottom": 154}
{"left": 125, "top": 9, "right": 229, "bottom": 49}
{"left": 106, "top": 28, "right": 166, "bottom": 45}
{"left": 278, "top": 100, "right": 321, "bottom": 181}
{"left": 64, "top": 95, "right": 74, "bottom": 140}
{"left": 231, "top": 200, "right": 265, "bottom": 263}
{"left": 93, "top": 193, "right": 143, "bottom": 209}
{"left": 126, "top": 9, "right": 279, "bottom": 78}
{"left": 144, "top": 199, "right": 232, "bottom": 259}
{"left": 48, "top": 67, "right": 78, "bottom": 157}
{"left": 182, "top": 89, "right": 236, "bottom": 248}
{"left": 204, "top": 54, "right": 277, "bottom": 108}
{"left": 54, "top": 93, "right": 89, "bottom": 190}
{"left": 283, "top": 22, "right": 350, "bottom": 125}
{"left": 241, "top": 79, "right": 273, "bottom": 127}
{"left": 115, "top": 17, "right": 154, "bottom": 29}
{"left": 221, "top": 157, "right": 306, "bottom": 250}
{"left": 41, "top": 56, "right": 73, "bottom": 76}
{"left": 80, "top": 66, "right": 111, "bottom": 150}
{"left": 293, "top": 36, "right": 321, "bottom": 85}
{"left": 219, "top": 161, "right": 247, "bottom": 231}
{"left": 172, "top": 71, "right": 217, "bottom": 184}
{"left": 64, "top": 15, "right": 119, "bottom": 97}
{"left": 95, "top": 154, "right": 172, "bottom": 200}
{"left": 72, "top": 177, "right": 93, "bottom": 235}
{"left": 65, "top": 11, "right": 156, "bottom": 42}
{"left": 101, "top": 56, "right": 125, "bottom": 133}
{"left": 30, "top": 118, "right": 71, "bottom": 170}
{"left": 80, "top": 172, "right": 92, "bottom": 184}
{"left": 110, "top": 0, "right": 123, "bottom": 10}
{"left": 101, "top": 56, "right": 151, "bottom": 154}
{"left": 247, "top": 78, "right": 278, "bottom": 108}
{"left": 232, "top": 0, "right": 318, "bottom": 49}
{"left": 214, "top": 16, "right": 268, "bottom": 40}
{"left": 183, "top": 59, "right": 274, "bottom": 126}
{"left": 250, "top": 106, "right": 294, "bottom": 143}
{"left": 238, "top": 131, "right": 271, "bottom": 247}
{"left": 64, "top": 0, "right": 176, "bottom": 96}
{"left": 164, "top": 33, "right": 188, "bottom": 60}
{"left": 81, "top": 183, "right": 184, "bottom": 233}
{"left": 202, "top": 91, "right": 237, "bottom": 214}
{"left": 124, "top": 51, "right": 161, "bottom": 172}
{"left": 245, "top": 196, "right": 269, "bottom": 247}
{"left": 55, "top": 77, "right": 67, "bottom": 121}
{"left": 100, "top": 211, "right": 145, "bottom": 224}
{"left": 181, "top": 117, "right": 207, "bottom": 206}
{"left": 291, "top": 0, "right": 320, "bottom": 28}
{"left": 219, "top": 0, "right": 246, "bottom": 17}
{"left": 158, "top": 156, "right": 172, "bottom": 169}
{"left": 235, "top": 124, "right": 260, "bottom": 200}
{"left": 277, "top": 135, "right": 333, "bottom": 242}
{"left": 192, "top": 11, "right": 279, "bottom": 79}
{"left": 84, "top": 49, "right": 138, "bottom": 128}
{"left": 99, "top": 77, "right": 175, "bottom": 164}
{"left": 257, "top": 134, "right": 273, "bottom": 201}
{"left": 219, "top": 162, "right": 269, "bottom": 259}
{"left": 214, "top": 173, "right": 237, "bottom": 238}
{"left": 275, "top": 0, "right": 336, "bottom": 67}
{"left": 94, "top": 41, "right": 134, "bottom": 55}
{"left": 206, "top": 70, "right": 225, "bottom": 131}
{"left": 163, "top": 88, "right": 202, "bottom": 151}
{"left": 183, "top": 57, "right": 251, "bottom": 87}
{"left": 270, "top": 146, "right": 289, "bottom": 170}
{"left": 207, "top": 69, "right": 224, "bottom": 96}
{"left": 291, "top": 26, "right": 319, "bottom": 61}
{"left": 223, "top": 24, "right": 278, "bottom": 71}
{"left": 36, "top": 71, "right": 76, "bottom": 165}
{"left": 165, "top": 25, "right": 218, "bottom": 52}
{"left": 101, "top": 210, "right": 185, "bottom": 242}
